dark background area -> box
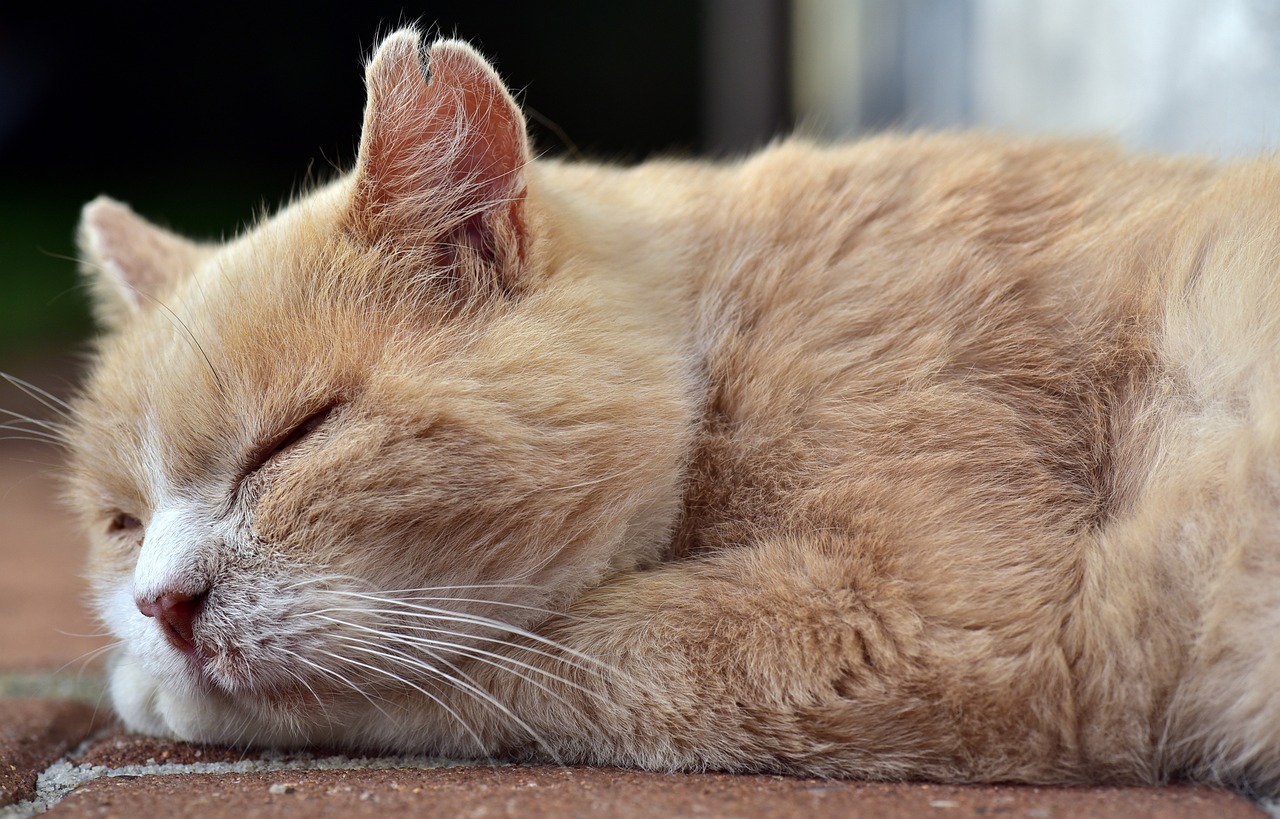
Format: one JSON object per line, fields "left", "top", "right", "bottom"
{"left": 0, "top": 2, "right": 721, "bottom": 360}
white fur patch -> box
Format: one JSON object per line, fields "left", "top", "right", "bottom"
{"left": 132, "top": 503, "right": 212, "bottom": 604}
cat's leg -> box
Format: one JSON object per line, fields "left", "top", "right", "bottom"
{"left": 472, "top": 532, "right": 1091, "bottom": 783}
{"left": 1125, "top": 223, "right": 1280, "bottom": 796}
{"left": 1144, "top": 410, "right": 1280, "bottom": 795}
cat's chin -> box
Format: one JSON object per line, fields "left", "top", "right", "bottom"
{"left": 108, "top": 649, "right": 305, "bottom": 746}
{"left": 107, "top": 647, "right": 518, "bottom": 756}
{"left": 108, "top": 651, "right": 174, "bottom": 738}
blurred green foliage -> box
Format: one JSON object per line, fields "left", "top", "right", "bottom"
{"left": 0, "top": 188, "right": 254, "bottom": 360}
{"left": 0, "top": 192, "right": 87, "bottom": 353}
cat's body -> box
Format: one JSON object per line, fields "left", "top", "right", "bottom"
{"left": 65, "top": 31, "right": 1280, "bottom": 793}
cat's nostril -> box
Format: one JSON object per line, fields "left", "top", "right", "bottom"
{"left": 137, "top": 589, "right": 208, "bottom": 655}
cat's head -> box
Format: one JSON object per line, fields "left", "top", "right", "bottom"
{"left": 66, "top": 30, "right": 694, "bottom": 748}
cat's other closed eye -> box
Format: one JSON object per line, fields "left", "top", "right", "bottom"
{"left": 106, "top": 512, "right": 142, "bottom": 538}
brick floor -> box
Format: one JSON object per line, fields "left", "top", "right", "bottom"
{"left": 73, "top": 725, "right": 266, "bottom": 768}
{"left": 37, "top": 769, "right": 1270, "bottom": 819}
{"left": 0, "top": 366, "right": 1271, "bottom": 818}
{"left": 0, "top": 699, "right": 103, "bottom": 806}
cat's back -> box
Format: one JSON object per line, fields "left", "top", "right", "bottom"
{"left": 649, "top": 136, "right": 1182, "bottom": 551}
{"left": 692, "top": 132, "right": 1218, "bottom": 325}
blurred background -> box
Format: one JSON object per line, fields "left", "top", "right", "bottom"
{"left": 4, "top": 0, "right": 1280, "bottom": 378}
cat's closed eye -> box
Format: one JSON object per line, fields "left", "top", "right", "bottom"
{"left": 247, "top": 404, "right": 336, "bottom": 477}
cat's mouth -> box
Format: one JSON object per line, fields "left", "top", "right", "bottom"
{"left": 155, "top": 615, "right": 214, "bottom": 671}
{"left": 165, "top": 624, "right": 321, "bottom": 706}
{"left": 177, "top": 639, "right": 214, "bottom": 677}
{"left": 139, "top": 606, "right": 252, "bottom": 693}
{"left": 170, "top": 639, "right": 297, "bottom": 704}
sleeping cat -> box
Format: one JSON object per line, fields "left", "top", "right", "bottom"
{"left": 65, "top": 28, "right": 1280, "bottom": 794}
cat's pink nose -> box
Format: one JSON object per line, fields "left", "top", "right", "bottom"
{"left": 137, "top": 590, "right": 207, "bottom": 655}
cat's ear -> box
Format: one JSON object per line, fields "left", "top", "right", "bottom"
{"left": 77, "top": 197, "right": 209, "bottom": 329}
{"left": 351, "top": 30, "right": 530, "bottom": 295}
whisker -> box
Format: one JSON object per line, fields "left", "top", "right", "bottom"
{"left": 277, "top": 646, "right": 399, "bottom": 724}
{"left": 0, "top": 421, "right": 63, "bottom": 438}
{"left": 538, "top": 473, "right": 616, "bottom": 493}
{"left": 280, "top": 662, "right": 330, "bottom": 720}
{"left": 303, "top": 602, "right": 632, "bottom": 694}
{"left": 0, "top": 408, "right": 69, "bottom": 434}
{"left": 310, "top": 644, "right": 490, "bottom": 755}
{"left": 282, "top": 576, "right": 540, "bottom": 597}
{"left": 339, "top": 591, "right": 586, "bottom": 623}
{"left": 372, "top": 582, "right": 543, "bottom": 595}
{"left": 0, "top": 453, "right": 64, "bottom": 470}
{"left": 302, "top": 639, "right": 491, "bottom": 757}
{"left": 0, "top": 433, "right": 64, "bottom": 446}
{"left": 315, "top": 614, "right": 604, "bottom": 701}
{"left": 229, "top": 712, "right": 265, "bottom": 756}
{"left": 394, "top": 621, "right": 611, "bottom": 689}
{"left": 55, "top": 626, "right": 117, "bottom": 638}
{"left": 0, "top": 427, "right": 61, "bottom": 441}
{"left": 331, "top": 634, "right": 558, "bottom": 762}
{"left": 300, "top": 580, "right": 540, "bottom": 595}
{"left": 282, "top": 574, "right": 359, "bottom": 590}
{"left": 308, "top": 603, "right": 600, "bottom": 672}
{"left": 55, "top": 639, "right": 121, "bottom": 675}
{"left": 280, "top": 573, "right": 370, "bottom": 593}
{"left": 142, "top": 294, "right": 229, "bottom": 398}
{"left": 0, "top": 371, "right": 74, "bottom": 417}
{"left": 383, "top": 630, "right": 599, "bottom": 718}
{"left": 310, "top": 594, "right": 611, "bottom": 670}
{"left": 393, "top": 621, "right": 606, "bottom": 681}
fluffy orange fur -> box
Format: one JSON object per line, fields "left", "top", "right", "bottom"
{"left": 66, "top": 29, "right": 1280, "bottom": 795}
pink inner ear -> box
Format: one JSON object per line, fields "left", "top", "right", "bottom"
{"left": 356, "top": 34, "right": 434, "bottom": 213}
{"left": 355, "top": 36, "right": 529, "bottom": 226}
{"left": 426, "top": 44, "right": 528, "bottom": 202}
{"left": 80, "top": 197, "right": 207, "bottom": 314}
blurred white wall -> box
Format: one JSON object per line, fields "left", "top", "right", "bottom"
{"left": 794, "top": 0, "right": 1280, "bottom": 155}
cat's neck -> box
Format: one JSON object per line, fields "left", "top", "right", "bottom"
{"left": 529, "top": 157, "right": 721, "bottom": 344}
{"left": 524, "top": 158, "right": 716, "bottom": 566}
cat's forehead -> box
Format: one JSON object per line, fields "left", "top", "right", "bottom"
{"left": 71, "top": 191, "right": 439, "bottom": 490}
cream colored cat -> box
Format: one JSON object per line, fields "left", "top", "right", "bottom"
{"left": 66, "top": 28, "right": 1280, "bottom": 794}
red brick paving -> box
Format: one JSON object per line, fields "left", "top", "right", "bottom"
{"left": 0, "top": 699, "right": 103, "bottom": 806}
{"left": 38, "top": 768, "right": 1270, "bottom": 819}
{"left": 0, "top": 375, "right": 1270, "bottom": 818}
{"left": 54, "top": 728, "right": 1269, "bottom": 818}
{"left": 72, "top": 725, "right": 270, "bottom": 768}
